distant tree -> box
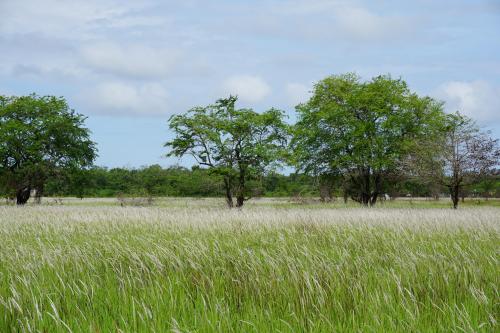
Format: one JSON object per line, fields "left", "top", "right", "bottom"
{"left": 69, "top": 168, "right": 94, "bottom": 199}
{"left": 410, "top": 112, "right": 499, "bottom": 209}
{"left": 107, "top": 168, "right": 139, "bottom": 195}
{"left": 0, "top": 94, "right": 97, "bottom": 204}
{"left": 292, "top": 73, "right": 445, "bottom": 206}
{"left": 473, "top": 170, "right": 499, "bottom": 199}
{"left": 166, "top": 96, "right": 289, "bottom": 207}
{"left": 138, "top": 165, "right": 166, "bottom": 196}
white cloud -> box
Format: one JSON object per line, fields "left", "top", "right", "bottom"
{"left": 10, "top": 64, "right": 87, "bottom": 80}
{"left": 235, "top": 0, "right": 416, "bottom": 43}
{"left": 334, "top": 6, "right": 412, "bottom": 41}
{"left": 221, "top": 75, "right": 271, "bottom": 103}
{"left": 0, "top": 0, "right": 115, "bottom": 36}
{"left": 285, "top": 82, "right": 311, "bottom": 106}
{"left": 437, "top": 80, "right": 500, "bottom": 124}
{"left": 80, "top": 81, "right": 169, "bottom": 116}
{"left": 0, "top": 0, "right": 161, "bottom": 38}
{"left": 81, "top": 43, "right": 180, "bottom": 80}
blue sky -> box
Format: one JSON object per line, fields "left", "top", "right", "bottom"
{"left": 1, "top": 0, "right": 499, "bottom": 168}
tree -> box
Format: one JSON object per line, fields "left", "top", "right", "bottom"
{"left": 69, "top": 168, "right": 94, "bottom": 199}
{"left": 292, "top": 73, "right": 445, "bottom": 206}
{"left": 166, "top": 96, "right": 289, "bottom": 207}
{"left": 0, "top": 94, "right": 97, "bottom": 204}
{"left": 411, "top": 112, "right": 499, "bottom": 209}
{"left": 472, "top": 170, "right": 499, "bottom": 200}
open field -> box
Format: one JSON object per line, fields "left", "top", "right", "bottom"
{"left": 0, "top": 201, "right": 499, "bottom": 332}
{"left": 2, "top": 196, "right": 500, "bottom": 209}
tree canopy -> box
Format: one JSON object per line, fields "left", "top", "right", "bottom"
{"left": 292, "top": 73, "right": 445, "bottom": 206}
{"left": 166, "top": 96, "right": 289, "bottom": 207}
{"left": 0, "top": 94, "right": 97, "bottom": 204}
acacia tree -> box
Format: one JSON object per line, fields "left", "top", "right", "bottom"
{"left": 0, "top": 94, "right": 97, "bottom": 204}
{"left": 410, "top": 112, "right": 499, "bottom": 209}
{"left": 166, "top": 96, "right": 288, "bottom": 207}
{"left": 292, "top": 73, "right": 445, "bottom": 206}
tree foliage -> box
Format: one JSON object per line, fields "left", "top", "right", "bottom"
{"left": 33, "top": 165, "right": 320, "bottom": 199}
{"left": 292, "top": 73, "right": 445, "bottom": 206}
{"left": 0, "top": 94, "right": 97, "bottom": 204}
{"left": 166, "top": 96, "right": 289, "bottom": 207}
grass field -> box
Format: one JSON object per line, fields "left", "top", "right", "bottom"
{"left": 0, "top": 200, "right": 499, "bottom": 332}
{"left": 3, "top": 196, "right": 500, "bottom": 209}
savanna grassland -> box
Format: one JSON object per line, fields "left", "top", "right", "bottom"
{"left": 0, "top": 199, "right": 499, "bottom": 332}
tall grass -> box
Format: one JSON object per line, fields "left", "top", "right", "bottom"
{"left": 0, "top": 206, "right": 498, "bottom": 332}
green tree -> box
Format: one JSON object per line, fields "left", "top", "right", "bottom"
{"left": 138, "top": 165, "right": 166, "bottom": 196}
{"left": 166, "top": 96, "right": 289, "bottom": 207}
{"left": 473, "top": 170, "right": 499, "bottom": 199}
{"left": 69, "top": 168, "right": 94, "bottom": 199}
{"left": 292, "top": 73, "right": 445, "bottom": 206}
{"left": 0, "top": 94, "right": 97, "bottom": 204}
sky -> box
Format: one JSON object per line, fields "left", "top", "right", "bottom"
{"left": 1, "top": 0, "right": 499, "bottom": 169}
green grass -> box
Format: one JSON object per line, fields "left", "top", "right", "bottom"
{"left": 0, "top": 205, "right": 498, "bottom": 332}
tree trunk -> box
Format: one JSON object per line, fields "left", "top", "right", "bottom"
{"left": 348, "top": 172, "right": 369, "bottom": 205}
{"left": 362, "top": 170, "right": 371, "bottom": 206}
{"left": 348, "top": 170, "right": 383, "bottom": 207}
{"left": 342, "top": 178, "right": 349, "bottom": 203}
{"left": 369, "top": 173, "right": 381, "bottom": 206}
{"left": 34, "top": 184, "right": 44, "bottom": 204}
{"left": 235, "top": 165, "right": 246, "bottom": 208}
{"left": 450, "top": 185, "right": 459, "bottom": 209}
{"left": 319, "top": 184, "right": 332, "bottom": 202}
{"left": 16, "top": 186, "right": 31, "bottom": 205}
{"left": 223, "top": 177, "right": 233, "bottom": 208}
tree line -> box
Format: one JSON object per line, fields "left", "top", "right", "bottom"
{"left": 37, "top": 165, "right": 499, "bottom": 201}
{"left": 1, "top": 73, "right": 499, "bottom": 208}
{"left": 39, "top": 166, "right": 315, "bottom": 198}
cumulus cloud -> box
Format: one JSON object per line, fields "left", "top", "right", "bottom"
{"left": 285, "top": 82, "right": 311, "bottom": 106}
{"left": 81, "top": 42, "right": 180, "bottom": 80}
{"left": 80, "top": 81, "right": 169, "bottom": 116}
{"left": 437, "top": 80, "right": 500, "bottom": 124}
{"left": 221, "top": 75, "right": 271, "bottom": 103}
